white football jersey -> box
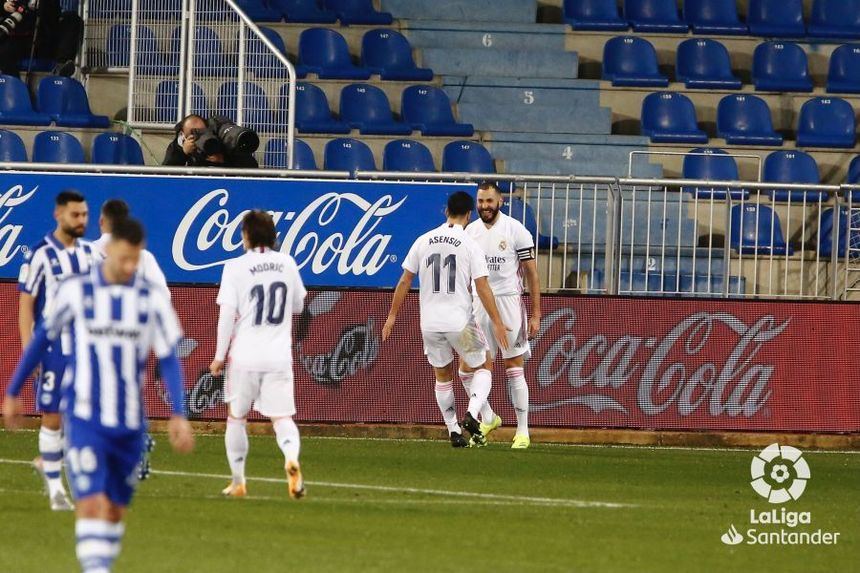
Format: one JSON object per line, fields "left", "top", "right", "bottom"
{"left": 466, "top": 212, "right": 535, "bottom": 297}
{"left": 402, "top": 223, "right": 489, "bottom": 332}
{"left": 216, "top": 248, "right": 307, "bottom": 371}
{"left": 93, "top": 233, "right": 170, "bottom": 299}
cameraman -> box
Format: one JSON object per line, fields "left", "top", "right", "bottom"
{"left": 162, "top": 114, "right": 259, "bottom": 168}
{"left": 0, "top": 0, "right": 82, "bottom": 77}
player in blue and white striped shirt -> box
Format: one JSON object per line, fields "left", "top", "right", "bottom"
{"left": 4, "top": 217, "right": 194, "bottom": 573}
{"left": 18, "top": 189, "right": 100, "bottom": 510}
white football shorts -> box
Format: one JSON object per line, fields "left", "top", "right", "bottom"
{"left": 475, "top": 294, "right": 531, "bottom": 360}
{"left": 224, "top": 366, "right": 296, "bottom": 419}
{"left": 422, "top": 317, "right": 489, "bottom": 369}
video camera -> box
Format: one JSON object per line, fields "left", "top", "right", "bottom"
{"left": 187, "top": 116, "right": 260, "bottom": 157}
{"left": 0, "top": 0, "right": 37, "bottom": 39}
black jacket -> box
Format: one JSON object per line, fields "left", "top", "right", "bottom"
{"left": 162, "top": 139, "right": 259, "bottom": 168}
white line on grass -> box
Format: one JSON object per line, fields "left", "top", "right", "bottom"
{"left": 0, "top": 458, "right": 630, "bottom": 509}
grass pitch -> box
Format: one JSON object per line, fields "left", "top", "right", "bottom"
{"left": 0, "top": 429, "right": 857, "bottom": 573}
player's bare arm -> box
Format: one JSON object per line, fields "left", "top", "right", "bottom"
{"left": 18, "top": 291, "right": 34, "bottom": 347}
{"left": 522, "top": 258, "right": 541, "bottom": 339}
{"left": 474, "top": 276, "right": 510, "bottom": 351}
{"left": 382, "top": 269, "right": 414, "bottom": 341}
{"left": 210, "top": 303, "right": 238, "bottom": 377}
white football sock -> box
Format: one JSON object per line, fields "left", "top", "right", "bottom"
{"left": 39, "top": 426, "right": 66, "bottom": 496}
{"left": 460, "top": 369, "right": 496, "bottom": 424}
{"left": 225, "top": 417, "right": 248, "bottom": 485}
{"left": 467, "top": 368, "right": 492, "bottom": 420}
{"left": 273, "top": 417, "right": 301, "bottom": 466}
{"left": 76, "top": 519, "right": 124, "bottom": 573}
{"left": 507, "top": 367, "right": 529, "bottom": 437}
{"left": 435, "top": 380, "right": 460, "bottom": 434}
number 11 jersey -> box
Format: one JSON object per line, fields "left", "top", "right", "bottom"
{"left": 216, "top": 247, "right": 307, "bottom": 371}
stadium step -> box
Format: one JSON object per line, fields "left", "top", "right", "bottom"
{"left": 405, "top": 21, "right": 566, "bottom": 51}
{"left": 459, "top": 103, "right": 610, "bottom": 134}
{"left": 420, "top": 48, "right": 578, "bottom": 79}
{"left": 504, "top": 157, "right": 663, "bottom": 178}
{"left": 380, "top": 0, "right": 537, "bottom": 24}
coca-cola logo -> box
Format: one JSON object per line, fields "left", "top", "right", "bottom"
{"left": 532, "top": 309, "right": 790, "bottom": 418}
{"left": 171, "top": 189, "right": 406, "bottom": 277}
{"left": 0, "top": 183, "right": 38, "bottom": 266}
{"left": 299, "top": 318, "right": 379, "bottom": 385}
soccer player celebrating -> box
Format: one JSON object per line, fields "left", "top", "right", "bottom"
{"left": 17, "top": 190, "right": 100, "bottom": 510}
{"left": 209, "top": 211, "right": 308, "bottom": 499}
{"left": 3, "top": 217, "right": 194, "bottom": 573}
{"left": 465, "top": 182, "right": 541, "bottom": 449}
{"left": 382, "top": 191, "right": 509, "bottom": 447}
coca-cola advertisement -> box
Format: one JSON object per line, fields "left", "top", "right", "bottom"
{"left": 4, "top": 283, "right": 858, "bottom": 432}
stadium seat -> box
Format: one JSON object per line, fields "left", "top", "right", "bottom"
{"left": 747, "top": 0, "right": 805, "bottom": 37}
{"left": 37, "top": 76, "right": 111, "bottom": 128}
{"left": 401, "top": 85, "right": 474, "bottom": 137}
{"left": 796, "top": 97, "right": 857, "bottom": 149}
{"left": 323, "top": 137, "right": 376, "bottom": 174}
{"left": 730, "top": 204, "right": 793, "bottom": 255}
{"left": 602, "top": 36, "right": 668, "bottom": 87}
{"left": 383, "top": 139, "right": 436, "bottom": 172}
{"left": 246, "top": 27, "right": 292, "bottom": 78}
{"left": 91, "top": 133, "right": 145, "bottom": 165}
{"left": 623, "top": 0, "right": 689, "bottom": 33}
{"left": 269, "top": 0, "right": 337, "bottom": 23}
{"left": 763, "top": 150, "right": 827, "bottom": 202}
{"left": 640, "top": 92, "right": 707, "bottom": 144}
{"left": 339, "top": 83, "right": 411, "bottom": 135}
{"left": 155, "top": 81, "right": 209, "bottom": 123}
{"left": 808, "top": 0, "right": 860, "bottom": 39}
{"left": 442, "top": 140, "right": 495, "bottom": 173}
{"left": 293, "top": 82, "right": 350, "bottom": 134}
{"left": 507, "top": 197, "right": 560, "bottom": 250}
{"left": 215, "top": 81, "right": 275, "bottom": 131}
{"left": 0, "top": 129, "right": 27, "bottom": 161}
{"left": 0, "top": 75, "right": 50, "bottom": 125}
{"left": 297, "top": 28, "right": 372, "bottom": 80}
{"left": 716, "top": 94, "right": 783, "bottom": 146}
{"left": 322, "top": 0, "right": 393, "bottom": 25}
{"left": 681, "top": 147, "right": 749, "bottom": 200}
{"left": 263, "top": 138, "right": 317, "bottom": 169}
{"left": 563, "top": 0, "right": 628, "bottom": 31}
{"left": 108, "top": 24, "right": 179, "bottom": 75}
{"left": 827, "top": 44, "right": 860, "bottom": 94}
{"left": 186, "top": 26, "right": 237, "bottom": 77}
{"left": 683, "top": 0, "right": 747, "bottom": 35}
{"left": 361, "top": 29, "right": 433, "bottom": 81}
{"left": 32, "top": 131, "right": 85, "bottom": 164}
{"left": 752, "top": 42, "right": 813, "bottom": 93}
{"left": 234, "top": 0, "right": 282, "bottom": 21}
{"left": 818, "top": 206, "right": 860, "bottom": 258}
{"left": 676, "top": 38, "right": 742, "bottom": 90}
{"left": 849, "top": 155, "right": 860, "bottom": 184}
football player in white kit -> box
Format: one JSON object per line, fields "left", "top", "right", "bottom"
{"left": 382, "top": 191, "right": 509, "bottom": 448}
{"left": 465, "top": 181, "right": 541, "bottom": 449}
{"left": 209, "top": 211, "right": 308, "bottom": 499}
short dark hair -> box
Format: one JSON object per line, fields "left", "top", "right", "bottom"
{"left": 477, "top": 180, "right": 502, "bottom": 194}
{"left": 242, "top": 210, "right": 277, "bottom": 249}
{"left": 111, "top": 217, "right": 145, "bottom": 246}
{"left": 101, "top": 199, "right": 130, "bottom": 227}
{"left": 179, "top": 114, "right": 206, "bottom": 132}
{"left": 446, "top": 191, "right": 475, "bottom": 217}
{"left": 56, "top": 190, "right": 85, "bottom": 206}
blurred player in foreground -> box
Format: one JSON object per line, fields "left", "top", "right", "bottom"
{"left": 382, "top": 191, "right": 509, "bottom": 447}
{"left": 209, "top": 211, "right": 308, "bottom": 499}
{"left": 4, "top": 218, "right": 194, "bottom": 573}
{"left": 465, "top": 181, "right": 541, "bottom": 449}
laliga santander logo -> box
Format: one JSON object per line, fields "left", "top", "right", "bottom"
{"left": 750, "top": 443, "right": 810, "bottom": 504}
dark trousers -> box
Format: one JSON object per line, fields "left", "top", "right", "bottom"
{"left": 0, "top": 11, "right": 82, "bottom": 77}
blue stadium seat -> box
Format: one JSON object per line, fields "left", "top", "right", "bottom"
{"left": 676, "top": 38, "right": 741, "bottom": 90}
{"left": 827, "top": 44, "right": 860, "bottom": 94}
{"left": 264, "top": 138, "right": 317, "bottom": 169}
{"left": 361, "top": 29, "right": 433, "bottom": 81}
{"left": 730, "top": 204, "right": 793, "bottom": 255}
{"left": 383, "top": 139, "right": 435, "bottom": 172}
{"left": 624, "top": 0, "right": 689, "bottom": 33}
{"left": 716, "top": 94, "right": 783, "bottom": 146}
{"left": 683, "top": 0, "right": 747, "bottom": 35}
{"left": 324, "top": 137, "right": 376, "bottom": 174}
{"left": 818, "top": 207, "right": 860, "bottom": 258}
{"left": 0, "top": 129, "right": 27, "bottom": 161}
{"left": 563, "top": 0, "right": 628, "bottom": 31}
{"left": 91, "top": 133, "right": 144, "bottom": 165}
{"left": 752, "top": 42, "right": 813, "bottom": 93}
{"left": 401, "top": 85, "right": 474, "bottom": 137}
{"left": 185, "top": 26, "right": 237, "bottom": 77}
{"left": 234, "top": 0, "right": 282, "bottom": 21}
{"left": 269, "top": 0, "right": 337, "bottom": 23}
{"left": 107, "top": 24, "right": 179, "bottom": 75}
{"left": 339, "top": 83, "right": 411, "bottom": 135}
{"left": 763, "top": 150, "right": 827, "bottom": 202}
{"left": 32, "top": 131, "right": 85, "bottom": 164}
{"left": 37, "top": 76, "right": 111, "bottom": 128}
{"left": 293, "top": 82, "right": 350, "bottom": 134}
{"left": 322, "top": 0, "right": 393, "bottom": 25}
{"left": 442, "top": 140, "right": 495, "bottom": 173}
{"left": 215, "top": 81, "right": 275, "bottom": 131}
{"left": 297, "top": 28, "right": 372, "bottom": 80}
{"left": 849, "top": 155, "right": 860, "bottom": 184}
{"left": 246, "top": 27, "right": 292, "bottom": 78}
{"left": 682, "top": 147, "right": 749, "bottom": 200}
{"left": 508, "top": 197, "right": 560, "bottom": 250}
{"left": 0, "top": 75, "right": 50, "bottom": 125}
{"left": 796, "top": 97, "right": 857, "bottom": 149}
{"left": 747, "top": 0, "right": 805, "bottom": 37}
{"left": 808, "top": 0, "right": 860, "bottom": 39}
{"left": 640, "top": 92, "right": 707, "bottom": 144}
{"left": 155, "top": 81, "right": 209, "bottom": 123}
{"left": 602, "top": 36, "right": 668, "bottom": 87}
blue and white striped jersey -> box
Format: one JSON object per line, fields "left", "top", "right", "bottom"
{"left": 18, "top": 233, "right": 101, "bottom": 326}
{"left": 43, "top": 265, "right": 183, "bottom": 432}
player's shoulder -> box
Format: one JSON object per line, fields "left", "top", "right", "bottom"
{"left": 498, "top": 211, "right": 527, "bottom": 232}
{"left": 465, "top": 220, "right": 483, "bottom": 237}
{"left": 24, "top": 237, "right": 51, "bottom": 260}
{"left": 55, "top": 271, "right": 89, "bottom": 296}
